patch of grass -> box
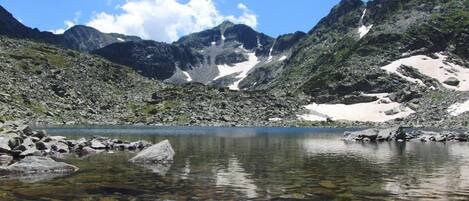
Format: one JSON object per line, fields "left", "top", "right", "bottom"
{"left": 175, "top": 114, "right": 191, "bottom": 124}
{"left": 29, "top": 101, "right": 47, "bottom": 114}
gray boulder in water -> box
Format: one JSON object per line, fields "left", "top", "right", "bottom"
{"left": 0, "top": 156, "right": 78, "bottom": 175}
{"left": 344, "top": 129, "right": 378, "bottom": 141}
{"left": 129, "top": 140, "right": 175, "bottom": 163}
{"left": 344, "top": 127, "right": 405, "bottom": 142}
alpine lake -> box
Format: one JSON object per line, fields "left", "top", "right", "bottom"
{"left": 1, "top": 126, "right": 469, "bottom": 200}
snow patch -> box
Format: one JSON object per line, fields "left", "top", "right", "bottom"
{"left": 116, "top": 37, "right": 125, "bottom": 42}
{"left": 358, "top": 9, "right": 373, "bottom": 39}
{"left": 211, "top": 41, "right": 216, "bottom": 46}
{"left": 381, "top": 53, "right": 469, "bottom": 91}
{"left": 299, "top": 93, "right": 414, "bottom": 122}
{"left": 358, "top": 25, "right": 373, "bottom": 39}
{"left": 214, "top": 52, "right": 260, "bottom": 90}
{"left": 448, "top": 100, "right": 469, "bottom": 116}
{"left": 182, "top": 71, "right": 192, "bottom": 82}
{"left": 268, "top": 118, "right": 282, "bottom": 122}
{"left": 267, "top": 47, "right": 274, "bottom": 62}
{"left": 278, "top": 55, "right": 287, "bottom": 61}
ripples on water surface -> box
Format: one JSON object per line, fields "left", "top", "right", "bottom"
{"left": 1, "top": 126, "right": 469, "bottom": 200}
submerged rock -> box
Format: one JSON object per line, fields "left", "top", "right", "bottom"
{"left": 129, "top": 140, "right": 175, "bottom": 163}
{"left": 79, "top": 147, "right": 103, "bottom": 157}
{"left": 0, "top": 156, "right": 78, "bottom": 175}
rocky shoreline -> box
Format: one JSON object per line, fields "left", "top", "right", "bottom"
{"left": 0, "top": 121, "right": 175, "bottom": 181}
{"left": 344, "top": 127, "right": 469, "bottom": 142}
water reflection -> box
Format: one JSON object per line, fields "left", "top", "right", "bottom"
{"left": 215, "top": 157, "right": 258, "bottom": 199}
{"left": 302, "top": 136, "right": 469, "bottom": 200}
{"left": 1, "top": 127, "right": 469, "bottom": 200}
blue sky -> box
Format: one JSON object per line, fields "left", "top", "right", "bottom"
{"left": 0, "top": 0, "right": 341, "bottom": 42}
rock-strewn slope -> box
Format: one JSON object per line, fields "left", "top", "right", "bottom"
{"left": 133, "top": 83, "right": 308, "bottom": 127}
{"left": 0, "top": 36, "right": 162, "bottom": 125}
{"left": 0, "top": 36, "right": 308, "bottom": 126}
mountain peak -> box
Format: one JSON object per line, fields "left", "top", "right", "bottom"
{"left": 218, "top": 20, "right": 235, "bottom": 28}
{"left": 64, "top": 25, "right": 100, "bottom": 34}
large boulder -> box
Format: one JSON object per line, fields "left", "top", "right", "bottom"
{"left": 0, "top": 156, "right": 78, "bottom": 175}
{"left": 443, "top": 77, "right": 460, "bottom": 86}
{"left": 0, "top": 155, "right": 13, "bottom": 166}
{"left": 129, "top": 140, "right": 175, "bottom": 163}
{"left": 90, "top": 139, "right": 106, "bottom": 149}
{"left": 17, "top": 125, "right": 33, "bottom": 136}
{"left": 50, "top": 141, "right": 69, "bottom": 153}
{"left": 344, "top": 127, "right": 406, "bottom": 142}
{"left": 344, "top": 129, "right": 378, "bottom": 141}
{"left": 0, "top": 134, "right": 16, "bottom": 153}
{"left": 79, "top": 147, "right": 103, "bottom": 157}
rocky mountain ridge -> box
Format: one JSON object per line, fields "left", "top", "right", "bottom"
{"left": 0, "top": 6, "right": 141, "bottom": 52}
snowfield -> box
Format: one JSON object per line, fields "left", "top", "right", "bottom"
{"left": 278, "top": 55, "right": 287, "bottom": 61}
{"left": 448, "top": 100, "right": 469, "bottom": 116}
{"left": 214, "top": 52, "right": 260, "bottom": 90}
{"left": 299, "top": 93, "right": 415, "bottom": 122}
{"left": 381, "top": 53, "right": 469, "bottom": 91}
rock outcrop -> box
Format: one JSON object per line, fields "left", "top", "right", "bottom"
{"left": 344, "top": 127, "right": 469, "bottom": 143}
{"left": 129, "top": 140, "right": 175, "bottom": 163}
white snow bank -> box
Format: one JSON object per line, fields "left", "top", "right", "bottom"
{"left": 214, "top": 52, "right": 260, "bottom": 90}
{"left": 267, "top": 47, "right": 274, "bottom": 62}
{"left": 381, "top": 53, "right": 469, "bottom": 91}
{"left": 358, "top": 25, "right": 373, "bottom": 39}
{"left": 358, "top": 9, "right": 373, "bottom": 39}
{"left": 278, "top": 55, "right": 288, "bottom": 61}
{"left": 182, "top": 71, "right": 192, "bottom": 82}
{"left": 299, "top": 93, "right": 414, "bottom": 122}
{"left": 448, "top": 100, "right": 469, "bottom": 116}
{"left": 116, "top": 37, "right": 125, "bottom": 42}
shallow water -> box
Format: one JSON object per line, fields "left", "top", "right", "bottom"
{"left": 1, "top": 126, "right": 469, "bottom": 200}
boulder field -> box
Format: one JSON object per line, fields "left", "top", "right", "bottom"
{"left": 0, "top": 122, "right": 175, "bottom": 180}
{"left": 344, "top": 127, "right": 469, "bottom": 142}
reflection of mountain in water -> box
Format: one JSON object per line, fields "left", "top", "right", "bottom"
{"left": 301, "top": 137, "right": 469, "bottom": 200}
{"left": 215, "top": 157, "right": 258, "bottom": 199}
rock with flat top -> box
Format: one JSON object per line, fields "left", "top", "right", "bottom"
{"left": 344, "top": 129, "right": 378, "bottom": 141}
{"left": 0, "top": 156, "right": 78, "bottom": 175}
{"left": 443, "top": 77, "right": 460, "bottom": 86}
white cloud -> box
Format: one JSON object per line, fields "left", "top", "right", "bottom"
{"left": 51, "top": 11, "right": 82, "bottom": 34}
{"left": 85, "top": 0, "right": 258, "bottom": 42}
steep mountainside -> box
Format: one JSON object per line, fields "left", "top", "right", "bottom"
{"left": 93, "top": 40, "right": 199, "bottom": 80}
{"left": 0, "top": 5, "right": 59, "bottom": 44}
{"left": 0, "top": 5, "right": 141, "bottom": 52}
